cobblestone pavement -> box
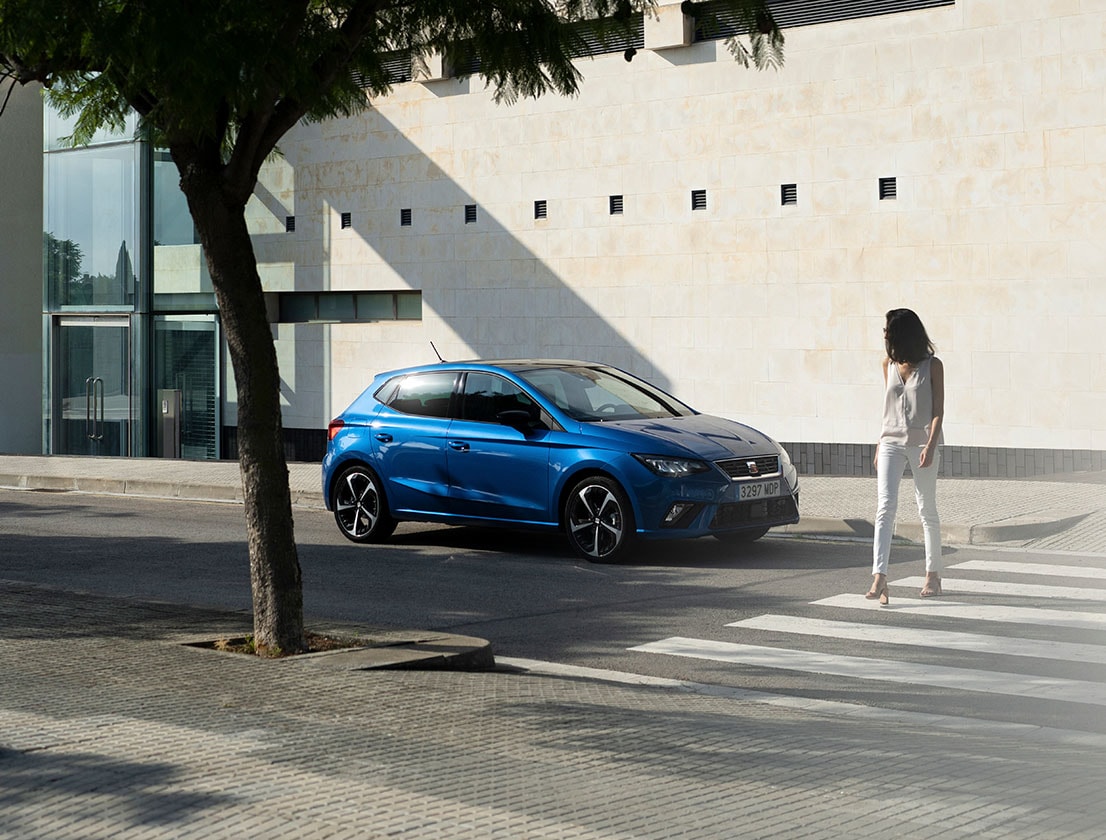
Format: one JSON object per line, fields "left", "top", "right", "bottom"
{"left": 3, "top": 581, "right": 1106, "bottom": 840}
{"left": 796, "top": 474, "right": 1106, "bottom": 554}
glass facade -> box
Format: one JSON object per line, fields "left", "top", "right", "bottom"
{"left": 152, "top": 150, "right": 216, "bottom": 312}
{"left": 44, "top": 142, "right": 141, "bottom": 310}
{"left": 43, "top": 109, "right": 220, "bottom": 459}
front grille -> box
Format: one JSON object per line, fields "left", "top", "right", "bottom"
{"left": 715, "top": 455, "right": 780, "bottom": 480}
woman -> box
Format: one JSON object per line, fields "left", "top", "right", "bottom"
{"left": 867, "top": 308, "right": 944, "bottom": 605}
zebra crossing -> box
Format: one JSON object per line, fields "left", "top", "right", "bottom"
{"left": 630, "top": 557, "right": 1106, "bottom": 729}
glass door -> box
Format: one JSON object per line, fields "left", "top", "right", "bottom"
{"left": 154, "top": 315, "right": 219, "bottom": 459}
{"left": 54, "top": 317, "right": 132, "bottom": 456}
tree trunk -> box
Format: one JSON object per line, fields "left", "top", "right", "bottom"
{"left": 178, "top": 159, "right": 305, "bottom": 654}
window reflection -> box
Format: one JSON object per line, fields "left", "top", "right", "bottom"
{"left": 44, "top": 143, "right": 139, "bottom": 308}
{"left": 153, "top": 150, "right": 214, "bottom": 310}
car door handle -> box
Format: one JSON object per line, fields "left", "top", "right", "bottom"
{"left": 448, "top": 441, "right": 469, "bottom": 451}
{"left": 375, "top": 433, "right": 393, "bottom": 443}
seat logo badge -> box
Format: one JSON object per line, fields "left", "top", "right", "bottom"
{"left": 747, "top": 461, "right": 759, "bottom": 476}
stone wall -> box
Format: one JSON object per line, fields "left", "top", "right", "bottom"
{"left": 250, "top": 0, "right": 1106, "bottom": 458}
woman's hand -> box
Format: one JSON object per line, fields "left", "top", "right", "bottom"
{"left": 919, "top": 443, "right": 934, "bottom": 468}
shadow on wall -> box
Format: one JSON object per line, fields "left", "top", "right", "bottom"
{"left": 245, "top": 95, "right": 678, "bottom": 459}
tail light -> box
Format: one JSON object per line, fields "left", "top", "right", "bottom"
{"left": 327, "top": 418, "right": 345, "bottom": 441}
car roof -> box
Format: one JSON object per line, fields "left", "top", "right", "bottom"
{"left": 380, "top": 359, "right": 611, "bottom": 376}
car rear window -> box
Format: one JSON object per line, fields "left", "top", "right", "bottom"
{"left": 384, "top": 371, "right": 457, "bottom": 418}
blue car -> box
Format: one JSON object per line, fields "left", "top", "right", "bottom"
{"left": 322, "top": 359, "right": 799, "bottom": 562}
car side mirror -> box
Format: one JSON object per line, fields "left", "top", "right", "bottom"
{"left": 497, "top": 409, "right": 541, "bottom": 431}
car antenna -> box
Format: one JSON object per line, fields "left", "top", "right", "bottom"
{"left": 430, "top": 341, "right": 448, "bottom": 363}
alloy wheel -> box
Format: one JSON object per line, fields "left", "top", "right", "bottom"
{"left": 565, "top": 477, "right": 634, "bottom": 562}
{"left": 333, "top": 465, "right": 395, "bottom": 543}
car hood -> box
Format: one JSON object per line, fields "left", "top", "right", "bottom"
{"left": 597, "top": 414, "right": 779, "bottom": 460}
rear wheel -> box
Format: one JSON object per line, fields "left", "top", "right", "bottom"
{"left": 332, "top": 464, "right": 396, "bottom": 543}
{"left": 564, "top": 476, "right": 635, "bottom": 563}
{"left": 713, "top": 526, "right": 770, "bottom": 544}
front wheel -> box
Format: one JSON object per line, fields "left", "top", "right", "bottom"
{"left": 332, "top": 464, "right": 397, "bottom": 543}
{"left": 564, "top": 476, "right": 635, "bottom": 563}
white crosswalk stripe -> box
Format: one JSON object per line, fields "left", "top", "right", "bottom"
{"left": 629, "top": 638, "right": 1106, "bottom": 706}
{"left": 813, "top": 593, "right": 1106, "bottom": 630}
{"left": 892, "top": 575, "right": 1106, "bottom": 601}
{"left": 726, "top": 614, "right": 1106, "bottom": 664}
{"left": 949, "top": 560, "right": 1106, "bottom": 580}
{"left": 631, "top": 557, "right": 1106, "bottom": 728}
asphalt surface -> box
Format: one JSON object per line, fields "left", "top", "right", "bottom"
{"left": 2, "top": 454, "right": 1105, "bottom": 552}
{"left": 2, "top": 454, "right": 1105, "bottom": 838}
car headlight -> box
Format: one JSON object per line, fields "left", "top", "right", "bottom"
{"left": 633, "top": 454, "right": 711, "bottom": 478}
{"left": 777, "top": 443, "right": 794, "bottom": 471}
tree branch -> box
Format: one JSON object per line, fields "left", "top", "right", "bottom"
{"left": 228, "top": 0, "right": 390, "bottom": 199}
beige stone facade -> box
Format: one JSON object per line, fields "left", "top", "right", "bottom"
{"left": 253, "top": 0, "right": 1105, "bottom": 458}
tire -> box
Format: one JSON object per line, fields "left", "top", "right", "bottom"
{"left": 331, "top": 464, "right": 397, "bottom": 543}
{"left": 564, "top": 476, "right": 635, "bottom": 563}
{"left": 713, "top": 526, "right": 770, "bottom": 544}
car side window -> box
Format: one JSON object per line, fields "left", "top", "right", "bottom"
{"left": 461, "top": 372, "right": 536, "bottom": 423}
{"left": 386, "top": 372, "right": 457, "bottom": 418}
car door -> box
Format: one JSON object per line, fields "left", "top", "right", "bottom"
{"left": 446, "top": 371, "right": 553, "bottom": 524}
{"left": 373, "top": 371, "right": 457, "bottom": 515}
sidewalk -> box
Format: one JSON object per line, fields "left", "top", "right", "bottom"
{"left": 3, "top": 581, "right": 1106, "bottom": 839}
{"left": 2, "top": 453, "right": 1105, "bottom": 553}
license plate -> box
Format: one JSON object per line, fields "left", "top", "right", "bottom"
{"left": 739, "top": 480, "right": 780, "bottom": 501}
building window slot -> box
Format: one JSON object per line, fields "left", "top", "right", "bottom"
{"left": 534, "top": 199, "right": 548, "bottom": 220}
{"left": 285, "top": 216, "right": 296, "bottom": 232}
{"left": 340, "top": 211, "right": 352, "bottom": 229}
{"left": 609, "top": 194, "right": 624, "bottom": 215}
{"left": 278, "top": 291, "right": 422, "bottom": 323}
{"left": 781, "top": 184, "right": 798, "bottom": 206}
{"left": 879, "top": 177, "right": 897, "bottom": 200}
{"left": 400, "top": 208, "right": 412, "bottom": 226}
{"left": 691, "top": 189, "right": 707, "bottom": 210}
{"left": 464, "top": 204, "right": 477, "bottom": 224}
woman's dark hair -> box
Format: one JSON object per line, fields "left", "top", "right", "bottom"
{"left": 884, "top": 308, "right": 935, "bottom": 363}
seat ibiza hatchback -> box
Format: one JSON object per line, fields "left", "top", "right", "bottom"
{"left": 323, "top": 360, "right": 799, "bottom": 562}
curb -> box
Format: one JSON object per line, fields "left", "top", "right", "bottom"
{"left": 967, "top": 511, "right": 1091, "bottom": 544}
{"left": 0, "top": 472, "right": 328, "bottom": 508}
{"left": 300, "top": 633, "right": 496, "bottom": 671}
{"left": 182, "top": 629, "right": 496, "bottom": 671}
{"left": 785, "top": 514, "right": 1083, "bottom": 546}
{"left": 0, "top": 473, "right": 244, "bottom": 504}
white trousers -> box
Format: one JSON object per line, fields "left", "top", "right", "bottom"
{"left": 873, "top": 442, "right": 941, "bottom": 576}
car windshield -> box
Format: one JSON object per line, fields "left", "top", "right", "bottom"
{"left": 515, "top": 365, "right": 695, "bottom": 422}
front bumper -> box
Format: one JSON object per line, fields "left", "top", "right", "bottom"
{"left": 637, "top": 474, "right": 800, "bottom": 540}
{"left": 708, "top": 491, "right": 799, "bottom": 531}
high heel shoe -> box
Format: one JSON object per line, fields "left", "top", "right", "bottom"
{"left": 865, "top": 575, "right": 889, "bottom": 606}
{"left": 920, "top": 574, "right": 942, "bottom": 598}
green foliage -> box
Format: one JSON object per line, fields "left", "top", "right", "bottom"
{"left": 43, "top": 231, "right": 84, "bottom": 305}
{"left": 2, "top": 1, "right": 783, "bottom": 158}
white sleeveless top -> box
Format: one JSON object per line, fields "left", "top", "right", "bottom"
{"left": 881, "top": 356, "right": 943, "bottom": 446}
